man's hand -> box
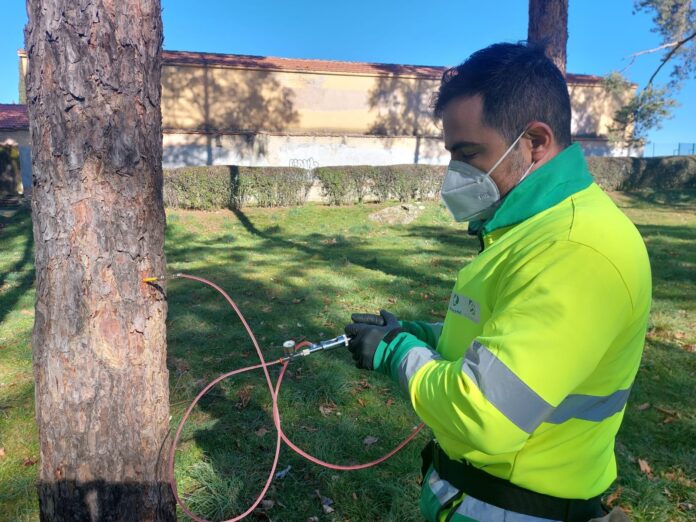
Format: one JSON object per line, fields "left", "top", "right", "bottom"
{"left": 344, "top": 310, "right": 404, "bottom": 371}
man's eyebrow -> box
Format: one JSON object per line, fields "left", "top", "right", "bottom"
{"left": 445, "top": 141, "right": 482, "bottom": 153}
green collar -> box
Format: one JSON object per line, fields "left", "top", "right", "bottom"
{"left": 471, "top": 143, "right": 593, "bottom": 238}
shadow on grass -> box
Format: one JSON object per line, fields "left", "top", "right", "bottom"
{"left": 636, "top": 223, "right": 696, "bottom": 307}
{"left": 0, "top": 207, "right": 34, "bottom": 326}
{"left": 163, "top": 201, "right": 696, "bottom": 519}
{"left": 619, "top": 188, "right": 696, "bottom": 210}
{"left": 163, "top": 211, "right": 455, "bottom": 520}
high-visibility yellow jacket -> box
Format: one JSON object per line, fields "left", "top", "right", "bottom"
{"left": 381, "top": 144, "right": 652, "bottom": 518}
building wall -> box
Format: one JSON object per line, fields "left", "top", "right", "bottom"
{"left": 161, "top": 64, "right": 441, "bottom": 137}
{"left": 163, "top": 132, "right": 447, "bottom": 168}
{"left": 17, "top": 53, "right": 633, "bottom": 166}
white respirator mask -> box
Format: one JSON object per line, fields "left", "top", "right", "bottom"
{"left": 440, "top": 129, "right": 535, "bottom": 222}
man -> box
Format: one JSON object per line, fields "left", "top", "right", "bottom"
{"left": 344, "top": 42, "right": 651, "bottom": 522}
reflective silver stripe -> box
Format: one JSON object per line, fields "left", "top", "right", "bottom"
{"left": 427, "top": 468, "right": 460, "bottom": 506}
{"left": 454, "top": 494, "right": 561, "bottom": 521}
{"left": 461, "top": 341, "right": 631, "bottom": 433}
{"left": 547, "top": 388, "right": 631, "bottom": 424}
{"left": 397, "top": 346, "right": 441, "bottom": 392}
{"left": 462, "top": 341, "right": 554, "bottom": 433}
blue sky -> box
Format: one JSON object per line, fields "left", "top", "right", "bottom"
{"left": 1, "top": 0, "right": 693, "bottom": 151}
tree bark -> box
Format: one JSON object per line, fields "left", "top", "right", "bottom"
{"left": 528, "top": 0, "right": 568, "bottom": 75}
{"left": 25, "top": 0, "right": 175, "bottom": 519}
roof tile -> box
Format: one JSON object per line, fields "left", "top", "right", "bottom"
{"left": 0, "top": 104, "right": 28, "bottom": 131}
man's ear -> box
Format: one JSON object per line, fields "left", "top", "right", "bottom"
{"left": 524, "top": 121, "right": 557, "bottom": 164}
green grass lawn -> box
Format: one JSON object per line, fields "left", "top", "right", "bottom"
{"left": 1, "top": 191, "right": 694, "bottom": 521}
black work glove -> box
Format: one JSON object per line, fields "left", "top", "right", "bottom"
{"left": 344, "top": 309, "right": 404, "bottom": 370}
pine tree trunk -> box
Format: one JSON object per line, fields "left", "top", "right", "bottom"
{"left": 528, "top": 0, "right": 568, "bottom": 74}
{"left": 24, "top": 1, "right": 175, "bottom": 519}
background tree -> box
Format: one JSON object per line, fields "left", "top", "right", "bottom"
{"left": 606, "top": 0, "right": 695, "bottom": 151}
{"left": 25, "top": 0, "right": 175, "bottom": 519}
{"left": 528, "top": 0, "right": 569, "bottom": 74}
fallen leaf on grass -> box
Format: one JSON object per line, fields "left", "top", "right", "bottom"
{"left": 357, "top": 398, "right": 367, "bottom": 407}
{"left": 663, "top": 469, "right": 696, "bottom": 488}
{"left": 0, "top": 447, "right": 5, "bottom": 459}
{"left": 23, "top": 457, "right": 38, "bottom": 467}
{"left": 319, "top": 401, "right": 338, "bottom": 416}
{"left": 363, "top": 435, "right": 379, "bottom": 447}
{"left": 605, "top": 486, "right": 622, "bottom": 507}
{"left": 655, "top": 405, "right": 681, "bottom": 424}
{"left": 678, "top": 502, "right": 694, "bottom": 512}
{"left": 655, "top": 406, "right": 680, "bottom": 416}
{"left": 354, "top": 379, "right": 371, "bottom": 392}
{"left": 315, "top": 490, "right": 334, "bottom": 514}
{"left": 169, "top": 357, "right": 190, "bottom": 374}
{"left": 636, "top": 402, "right": 650, "bottom": 411}
{"left": 255, "top": 427, "right": 268, "bottom": 437}
{"left": 386, "top": 398, "right": 395, "bottom": 407}
{"left": 638, "top": 458, "right": 653, "bottom": 479}
{"left": 235, "top": 385, "right": 254, "bottom": 410}
{"left": 260, "top": 499, "right": 274, "bottom": 509}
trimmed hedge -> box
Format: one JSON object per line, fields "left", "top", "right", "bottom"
{"left": 163, "top": 165, "right": 312, "bottom": 210}
{"left": 162, "top": 156, "right": 695, "bottom": 210}
{"left": 164, "top": 164, "right": 446, "bottom": 209}
{"left": 0, "top": 144, "right": 21, "bottom": 195}
{"left": 314, "top": 164, "right": 445, "bottom": 205}
{"left": 586, "top": 155, "right": 696, "bottom": 190}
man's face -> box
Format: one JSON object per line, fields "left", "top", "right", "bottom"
{"left": 442, "top": 94, "right": 529, "bottom": 197}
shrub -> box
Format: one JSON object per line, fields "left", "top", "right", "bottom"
{"left": 237, "top": 167, "right": 312, "bottom": 207}
{"left": 638, "top": 155, "right": 696, "bottom": 189}
{"left": 314, "top": 164, "right": 445, "bottom": 204}
{"left": 0, "top": 144, "right": 21, "bottom": 195}
{"left": 162, "top": 166, "right": 232, "bottom": 210}
{"left": 586, "top": 155, "right": 696, "bottom": 190}
{"left": 163, "top": 165, "right": 312, "bottom": 210}
{"left": 386, "top": 164, "right": 445, "bottom": 202}
{"left": 314, "top": 167, "right": 353, "bottom": 205}
{"left": 314, "top": 165, "right": 379, "bottom": 205}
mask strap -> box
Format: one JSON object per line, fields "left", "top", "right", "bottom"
{"left": 518, "top": 140, "right": 551, "bottom": 185}
{"left": 518, "top": 159, "right": 536, "bottom": 184}
{"left": 487, "top": 129, "right": 528, "bottom": 176}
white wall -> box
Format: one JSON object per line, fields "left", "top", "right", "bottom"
{"left": 162, "top": 132, "right": 449, "bottom": 168}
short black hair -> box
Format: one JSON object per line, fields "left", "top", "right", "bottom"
{"left": 433, "top": 42, "right": 572, "bottom": 148}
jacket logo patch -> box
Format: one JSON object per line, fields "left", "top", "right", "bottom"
{"left": 449, "top": 292, "right": 480, "bottom": 323}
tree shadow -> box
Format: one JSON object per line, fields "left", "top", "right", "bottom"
{"left": 0, "top": 206, "right": 34, "bottom": 326}
{"left": 365, "top": 65, "right": 444, "bottom": 165}
{"left": 162, "top": 211, "right": 462, "bottom": 519}
{"left": 619, "top": 188, "right": 696, "bottom": 209}
{"left": 161, "top": 55, "right": 299, "bottom": 167}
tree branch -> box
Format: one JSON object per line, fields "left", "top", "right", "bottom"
{"left": 647, "top": 30, "right": 696, "bottom": 86}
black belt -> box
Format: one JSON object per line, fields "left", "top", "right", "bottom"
{"left": 421, "top": 440, "right": 605, "bottom": 522}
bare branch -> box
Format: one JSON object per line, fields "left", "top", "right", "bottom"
{"left": 621, "top": 40, "right": 681, "bottom": 74}
{"left": 647, "top": 30, "right": 696, "bottom": 85}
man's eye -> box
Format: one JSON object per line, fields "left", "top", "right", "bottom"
{"left": 455, "top": 152, "right": 478, "bottom": 161}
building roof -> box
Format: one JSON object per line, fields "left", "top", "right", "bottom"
{"left": 0, "top": 104, "right": 28, "bottom": 131}
{"left": 162, "top": 49, "right": 605, "bottom": 84}
{"left": 4, "top": 50, "right": 607, "bottom": 132}
{"left": 16, "top": 48, "right": 606, "bottom": 83}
